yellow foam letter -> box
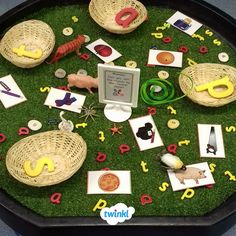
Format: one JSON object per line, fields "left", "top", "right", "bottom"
{"left": 195, "top": 76, "right": 234, "bottom": 98}
{"left": 93, "top": 199, "right": 107, "bottom": 212}
{"left": 23, "top": 157, "right": 55, "bottom": 177}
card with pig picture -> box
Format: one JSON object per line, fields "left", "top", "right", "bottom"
{"left": 44, "top": 87, "right": 86, "bottom": 113}
{"left": 129, "top": 115, "right": 164, "bottom": 151}
{"left": 167, "top": 162, "right": 215, "bottom": 191}
{"left": 197, "top": 124, "right": 225, "bottom": 158}
{"left": 86, "top": 38, "right": 122, "bottom": 63}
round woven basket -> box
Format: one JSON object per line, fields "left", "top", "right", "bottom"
{"left": 179, "top": 63, "right": 236, "bottom": 107}
{"left": 0, "top": 20, "right": 55, "bottom": 68}
{"left": 6, "top": 131, "right": 87, "bottom": 187}
{"left": 89, "top": 0, "right": 147, "bottom": 34}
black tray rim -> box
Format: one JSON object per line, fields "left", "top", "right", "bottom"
{"left": 0, "top": 0, "right": 235, "bottom": 235}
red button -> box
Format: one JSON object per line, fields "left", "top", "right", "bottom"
{"left": 162, "top": 37, "right": 172, "bottom": 43}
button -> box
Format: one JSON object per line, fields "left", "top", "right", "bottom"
{"left": 83, "top": 35, "right": 90, "bottom": 43}
{"left": 167, "top": 119, "right": 180, "bottom": 129}
{"left": 162, "top": 36, "right": 172, "bottom": 43}
{"left": 178, "top": 46, "right": 189, "bottom": 53}
{"left": 218, "top": 52, "right": 229, "bottom": 62}
{"left": 62, "top": 27, "right": 73, "bottom": 36}
{"left": 28, "top": 120, "right": 42, "bottom": 131}
{"left": 55, "top": 68, "right": 66, "bottom": 79}
{"left": 105, "top": 61, "right": 115, "bottom": 66}
{"left": 0, "top": 132, "right": 6, "bottom": 143}
{"left": 199, "top": 46, "right": 208, "bottom": 54}
{"left": 125, "top": 60, "right": 137, "bottom": 68}
{"left": 150, "top": 85, "right": 162, "bottom": 93}
{"left": 158, "top": 70, "right": 169, "bottom": 79}
{"left": 77, "top": 69, "right": 87, "bottom": 76}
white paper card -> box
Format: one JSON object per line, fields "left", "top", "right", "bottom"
{"left": 44, "top": 87, "right": 86, "bottom": 113}
{"left": 86, "top": 38, "right": 122, "bottom": 63}
{"left": 87, "top": 170, "right": 131, "bottom": 194}
{"left": 129, "top": 115, "right": 164, "bottom": 151}
{"left": 147, "top": 49, "right": 183, "bottom": 68}
{"left": 166, "top": 11, "right": 203, "bottom": 36}
{"left": 167, "top": 162, "right": 215, "bottom": 191}
{"left": 0, "top": 75, "right": 27, "bottom": 108}
{"left": 197, "top": 124, "right": 225, "bottom": 158}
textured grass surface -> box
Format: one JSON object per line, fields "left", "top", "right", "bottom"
{"left": 0, "top": 4, "right": 236, "bottom": 217}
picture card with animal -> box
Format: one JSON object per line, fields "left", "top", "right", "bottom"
{"left": 44, "top": 87, "right": 86, "bottom": 113}
{"left": 147, "top": 49, "right": 183, "bottom": 68}
{"left": 197, "top": 124, "right": 225, "bottom": 158}
{"left": 166, "top": 11, "right": 203, "bottom": 36}
{"left": 167, "top": 162, "right": 215, "bottom": 191}
{"left": 87, "top": 170, "right": 131, "bottom": 194}
{"left": 86, "top": 38, "right": 122, "bottom": 63}
{"left": 0, "top": 74, "right": 27, "bottom": 108}
{"left": 129, "top": 115, "right": 164, "bottom": 151}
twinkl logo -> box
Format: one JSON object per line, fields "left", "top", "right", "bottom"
{"left": 100, "top": 203, "right": 135, "bottom": 225}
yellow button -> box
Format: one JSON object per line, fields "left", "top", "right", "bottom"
{"left": 62, "top": 27, "right": 73, "bottom": 36}
{"left": 125, "top": 60, "right": 137, "bottom": 68}
{"left": 167, "top": 119, "right": 180, "bottom": 129}
{"left": 158, "top": 70, "right": 169, "bottom": 79}
{"left": 105, "top": 61, "right": 115, "bottom": 66}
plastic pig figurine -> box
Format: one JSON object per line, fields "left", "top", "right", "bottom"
{"left": 67, "top": 74, "right": 98, "bottom": 94}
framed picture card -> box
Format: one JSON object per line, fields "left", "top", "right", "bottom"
{"left": 98, "top": 63, "right": 140, "bottom": 122}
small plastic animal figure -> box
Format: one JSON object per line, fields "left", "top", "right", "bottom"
{"left": 67, "top": 74, "right": 98, "bottom": 94}
{"left": 175, "top": 167, "right": 206, "bottom": 184}
{"left": 47, "top": 35, "right": 85, "bottom": 64}
{"left": 160, "top": 152, "right": 186, "bottom": 171}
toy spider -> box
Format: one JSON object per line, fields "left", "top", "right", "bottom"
{"left": 79, "top": 103, "right": 99, "bottom": 121}
{"left": 110, "top": 123, "right": 123, "bottom": 135}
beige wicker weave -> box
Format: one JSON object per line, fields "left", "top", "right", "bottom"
{"left": 89, "top": 0, "right": 147, "bottom": 34}
{"left": 179, "top": 63, "right": 236, "bottom": 107}
{"left": 6, "top": 131, "right": 87, "bottom": 187}
{"left": 0, "top": 20, "right": 55, "bottom": 68}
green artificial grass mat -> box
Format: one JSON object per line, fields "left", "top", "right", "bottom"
{"left": 0, "top": 3, "right": 236, "bottom": 218}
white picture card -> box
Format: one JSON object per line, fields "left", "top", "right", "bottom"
{"left": 167, "top": 162, "right": 215, "bottom": 191}
{"left": 129, "top": 115, "right": 164, "bottom": 151}
{"left": 86, "top": 38, "right": 122, "bottom": 63}
{"left": 166, "top": 11, "right": 203, "bottom": 36}
{"left": 147, "top": 49, "right": 183, "bottom": 68}
{"left": 87, "top": 170, "right": 131, "bottom": 194}
{"left": 197, "top": 124, "right": 225, "bottom": 158}
{"left": 0, "top": 74, "right": 27, "bottom": 108}
{"left": 44, "top": 87, "right": 86, "bottom": 113}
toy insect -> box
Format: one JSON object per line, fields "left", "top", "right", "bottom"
{"left": 79, "top": 103, "right": 99, "bottom": 121}
{"left": 157, "top": 150, "right": 186, "bottom": 171}
{"left": 47, "top": 35, "right": 85, "bottom": 64}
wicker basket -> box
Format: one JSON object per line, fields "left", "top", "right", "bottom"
{"left": 0, "top": 20, "right": 55, "bottom": 68}
{"left": 179, "top": 63, "right": 236, "bottom": 107}
{"left": 6, "top": 131, "right": 87, "bottom": 187}
{"left": 89, "top": 0, "right": 147, "bottom": 34}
